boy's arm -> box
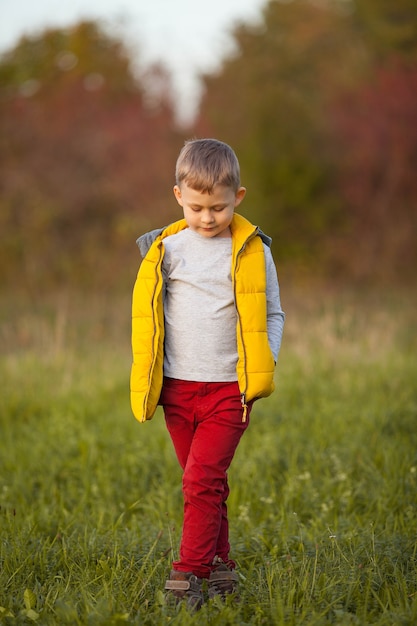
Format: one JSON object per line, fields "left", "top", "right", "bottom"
{"left": 264, "top": 245, "right": 285, "bottom": 363}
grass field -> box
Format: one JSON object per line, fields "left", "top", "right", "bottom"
{"left": 1, "top": 286, "right": 416, "bottom": 625}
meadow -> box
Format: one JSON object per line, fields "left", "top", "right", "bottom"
{"left": 1, "top": 285, "right": 416, "bottom": 625}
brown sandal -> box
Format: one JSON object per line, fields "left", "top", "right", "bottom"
{"left": 164, "top": 570, "right": 204, "bottom": 610}
{"left": 208, "top": 557, "right": 239, "bottom": 600}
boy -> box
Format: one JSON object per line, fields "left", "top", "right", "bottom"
{"left": 131, "top": 138, "right": 285, "bottom": 608}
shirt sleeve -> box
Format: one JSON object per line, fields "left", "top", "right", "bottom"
{"left": 264, "top": 244, "right": 285, "bottom": 363}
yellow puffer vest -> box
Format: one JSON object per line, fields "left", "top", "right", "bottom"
{"left": 130, "top": 213, "right": 275, "bottom": 422}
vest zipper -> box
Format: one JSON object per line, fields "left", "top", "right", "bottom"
{"left": 234, "top": 228, "right": 258, "bottom": 422}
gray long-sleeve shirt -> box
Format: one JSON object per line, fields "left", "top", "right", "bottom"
{"left": 161, "top": 228, "right": 284, "bottom": 382}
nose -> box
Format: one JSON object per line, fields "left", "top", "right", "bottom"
{"left": 201, "top": 210, "right": 215, "bottom": 224}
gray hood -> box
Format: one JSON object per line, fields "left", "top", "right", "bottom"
{"left": 136, "top": 228, "right": 164, "bottom": 257}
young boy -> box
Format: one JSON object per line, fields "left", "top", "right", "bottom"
{"left": 131, "top": 138, "right": 285, "bottom": 608}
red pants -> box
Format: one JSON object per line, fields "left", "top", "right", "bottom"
{"left": 160, "top": 377, "right": 252, "bottom": 578}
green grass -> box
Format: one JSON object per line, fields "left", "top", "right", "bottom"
{"left": 1, "top": 287, "right": 417, "bottom": 624}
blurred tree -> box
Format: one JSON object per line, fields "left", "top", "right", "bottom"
{"left": 0, "top": 21, "right": 134, "bottom": 97}
{"left": 0, "top": 21, "right": 183, "bottom": 289}
{"left": 352, "top": 0, "right": 417, "bottom": 61}
{"left": 329, "top": 0, "right": 417, "bottom": 280}
{"left": 194, "top": 0, "right": 417, "bottom": 281}
{"left": 195, "top": 0, "right": 367, "bottom": 265}
{"left": 331, "top": 63, "right": 417, "bottom": 281}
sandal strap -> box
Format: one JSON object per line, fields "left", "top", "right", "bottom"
{"left": 165, "top": 580, "right": 191, "bottom": 591}
{"left": 209, "top": 569, "right": 239, "bottom": 583}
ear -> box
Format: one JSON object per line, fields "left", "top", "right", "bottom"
{"left": 173, "top": 185, "right": 183, "bottom": 206}
{"left": 234, "top": 187, "right": 246, "bottom": 208}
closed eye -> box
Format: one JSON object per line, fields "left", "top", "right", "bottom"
{"left": 189, "top": 205, "right": 227, "bottom": 212}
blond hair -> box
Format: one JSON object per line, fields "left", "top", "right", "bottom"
{"left": 175, "top": 138, "right": 241, "bottom": 193}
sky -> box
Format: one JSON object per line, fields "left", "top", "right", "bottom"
{"left": 0, "top": 0, "right": 267, "bottom": 123}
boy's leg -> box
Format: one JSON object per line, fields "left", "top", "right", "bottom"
{"left": 163, "top": 379, "right": 252, "bottom": 579}
{"left": 216, "top": 478, "right": 233, "bottom": 565}
{"left": 161, "top": 377, "right": 197, "bottom": 469}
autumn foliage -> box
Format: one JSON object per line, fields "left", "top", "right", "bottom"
{"left": 196, "top": 0, "right": 417, "bottom": 282}
{"left": 332, "top": 63, "right": 417, "bottom": 280}
{"left": 0, "top": 22, "right": 183, "bottom": 289}
{"left": 1, "top": 2, "right": 416, "bottom": 289}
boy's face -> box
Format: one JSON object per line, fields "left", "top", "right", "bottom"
{"left": 173, "top": 182, "right": 246, "bottom": 238}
